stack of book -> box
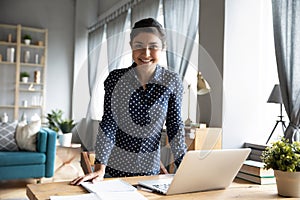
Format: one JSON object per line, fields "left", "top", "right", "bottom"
{"left": 244, "top": 142, "right": 268, "bottom": 162}
{"left": 236, "top": 160, "right": 276, "bottom": 184}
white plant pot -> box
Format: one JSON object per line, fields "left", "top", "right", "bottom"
{"left": 24, "top": 39, "right": 31, "bottom": 45}
{"left": 21, "top": 77, "right": 29, "bottom": 83}
{"left": 58, "top": 133, "right": 72, "bottom": 147}
{"left": 274, "top": 170, "right": 300, "bottom": 197}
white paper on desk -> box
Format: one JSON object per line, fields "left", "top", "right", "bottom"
{"left": 81, "top": 179, "right": 137, "bottom": 192}
{"left": 81, "top": 179, "right": 147, "bottom": 200}
{"left": 50, "top": 193, "right": 99, "bottom": 200}
{"left": 97, "top": 191, "right": 147, "bottom": 200}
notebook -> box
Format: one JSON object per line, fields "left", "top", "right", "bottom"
{"left": 138, "top": 148, "right": 251, "bottom": 195}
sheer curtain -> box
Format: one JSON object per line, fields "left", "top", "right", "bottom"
{"left": 107, "top": 11, "right": 129, "bottom": 71}
{"left": 74, "top": 25, "right": 105, "bottom": 151}
{"left": 131, "top": 0, "right": 160, "bottom": 25}
{"left": 88, "top": 25, "right": 105, "bottom": 99}
{"left": 163, "top": 0, "right": 199, "bottom": 79}
{"left": 272, "top": 0, "right": 300, "bottom": 141}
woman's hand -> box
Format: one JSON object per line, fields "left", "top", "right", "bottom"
{"left": 70, "top": 164, "right": 106, "bottom": 185}
{"left": 70, "top": 170, "right": 105, "bottom": 185}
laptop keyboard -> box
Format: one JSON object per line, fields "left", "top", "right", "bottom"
{"left": 153, "top": 183, "right": 170, "bottom": 191}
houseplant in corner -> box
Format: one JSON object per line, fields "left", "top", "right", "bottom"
{"left": 261, "top": 137, "right": 300, "bottom": 197}
{"left": 47, "top": 109, "right": 76, "bottom": 146}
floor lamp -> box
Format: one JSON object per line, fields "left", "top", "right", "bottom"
{"left": 266, "top": 84, "right": 286, "bottom": 144}
{"left": 185, "top": 72, "right": 210, "bottom": 126}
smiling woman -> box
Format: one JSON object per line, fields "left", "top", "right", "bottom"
{"left": 71, "top": 18, "right": 187, "bottom": 186}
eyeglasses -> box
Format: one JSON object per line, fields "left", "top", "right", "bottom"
{"left": 132, "top": 43, "right": 162, "bottom": 51}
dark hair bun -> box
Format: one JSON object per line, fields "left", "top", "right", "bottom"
{"left": 133, "top": 18, "right": 163, "bottom": 29}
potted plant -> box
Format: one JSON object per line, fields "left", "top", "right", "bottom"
{"left": 47, "top": 109, "right": 63, "bottom": 132}
{"left": 23, "top": 34, "right": 32, "bottom": 45}
{"left": 58, "top": 119, "right": 76, "bottom": 147}
{"left": 46, "top": 109, "right": 76, "bottom": 146}
{"left": 20, "top": 71, "right": 30, "bottom": 83}
{"left": 261, "top": 137, "right": 300, "bottom": 197}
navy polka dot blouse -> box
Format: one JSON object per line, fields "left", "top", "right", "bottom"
{"left": 95, "top": 63, "right": 187, "bottom": 177}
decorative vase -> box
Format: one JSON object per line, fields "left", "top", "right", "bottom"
{"left": 274, "top": 170, "right": 300, "bottom": 197}
{"left": 58, "top": 133, "right": 72, "bottom": 147}
{"left": 24, "top": 51, "right": 30, "bottom": 63}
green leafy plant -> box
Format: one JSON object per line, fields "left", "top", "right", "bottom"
{"left": 23, "top": 34, "right": 32, "bottom": 40}
{"left": 20, "top": 71, "right": 30, "bottom": 78}
{"left": 46, "top": 109, "right": 76, "bottom": 133}
{"left": 261, "top": 137, "right": 300, "bottom": 172}
{"left": 58, "top": 119, "right": 76, "bottom": 133}
{"left": 46, "top": 109, "right": 63, "bottom": 132}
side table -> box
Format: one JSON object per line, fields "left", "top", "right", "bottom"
{"left": 53, "top": 143, "right": 84, "bottom": 181}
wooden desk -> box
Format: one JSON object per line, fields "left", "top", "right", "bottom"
{"left": 26, "top": 175, "right": 296, "bottom": 200}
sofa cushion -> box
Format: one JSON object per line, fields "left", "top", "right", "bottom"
{"left": 16, "top": 115, "right": 41, "bottom": 151}
{"left": 0, "top": 151, "right": 46, "bottom": 166}
{"left": 0, "top": 121, "right": 19, "bottom": 151}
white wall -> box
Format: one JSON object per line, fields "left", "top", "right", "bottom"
{"left": 223, "top": 0, "right": 286, "bottom": 148}
{"left": 0, "top": 0, "right": 99, "bottom": 120}
{"left": 0, "top": 0, "right": 75, "bottom": 119}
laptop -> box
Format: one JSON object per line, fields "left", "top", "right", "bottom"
{"left": 138, "top": 148, "right": 251, "bottom": 195}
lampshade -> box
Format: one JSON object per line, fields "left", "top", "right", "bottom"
{"left": 267, "top": 84, "right": 283, "bottom": 104}
{"left": 197, "top": 72, "right": 210, "bottom": 95}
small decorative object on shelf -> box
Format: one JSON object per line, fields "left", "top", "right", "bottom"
{"left": 22, "top": 100, "right": 28, "bottom": 107}
{"left": 8, "top": 34, "right": 12, "bottom": 42}
{"left": 35, "top": 54, "right": 39, "bottom": 64}
{"left": 41, "top": 55, "right": 45, "bottom": 65}
{"left": 20, "top": 71, "right": 30, "bottom": 83}
{"left": 37, "top": 41, "right": 43, "bottom": 46}
{"left": 6, "top": 47, "right": 14, "bottom": 62}
{"left": 24, "top": 51, "right": 30, "bottom": 63}
{"left": 34, "top": 70, "right": 41, "bottom": 83}
{"left": 23, "top": 34, "right": 32, "bottom": 45}
{"left": 0, "top": 54, "right": 2, "bottom": 62}
{"left": 1, "top": 113, "right": 8, "bottom": 123}
{"left": 28, "top": 83, "right": 35, "bottom": 91}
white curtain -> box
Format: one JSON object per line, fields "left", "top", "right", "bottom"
{"left": 73, "top": 25, "right": 105, "bottom": 151}
{"left": 163, "top": 0, "right": 199, "bottom": 80}
{"left": 272, "top": 0, "right": 300, "bottom": 142}
{"left": 131, "top": 0, "right": 160, "bottom": 25}
{"left": 107, "top": 11, "right": 129, "bottom": 71}
{"left": 88, "top": 26, "right": 105, "bottom": 97}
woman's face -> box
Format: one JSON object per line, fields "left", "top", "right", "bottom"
{"left": 131, "top": 32, "right": 163, "bottom": 67}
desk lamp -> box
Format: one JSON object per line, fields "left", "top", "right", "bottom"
{"left": 266, "top": 84, "right": 286, "bottom": 144}
{"left": 185, "top": 72, "right": 210, "bottom": 126}
{"left": 197, "top": 72, "right": 210, "bottom": 95}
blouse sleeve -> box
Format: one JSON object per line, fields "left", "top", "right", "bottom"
{"left": 165, "top": 74, "right": 187, "bottom": 167}
{"left": 94, "top": 71, "right": 119, "bottom": 165}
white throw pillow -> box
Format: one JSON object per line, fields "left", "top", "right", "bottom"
{"left": 16, "top": 114, "right": 41, "bottom": 151}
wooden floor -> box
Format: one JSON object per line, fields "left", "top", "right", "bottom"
{"left": 0, "top": 170, "right": 84, "bottom": 199}
{"left": 0, "top": 179, "right": 36, "bottom": 199}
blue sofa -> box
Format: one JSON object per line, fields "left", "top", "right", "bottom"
{"left": 0, "top": 128, "right": 56, "bottom": 181}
